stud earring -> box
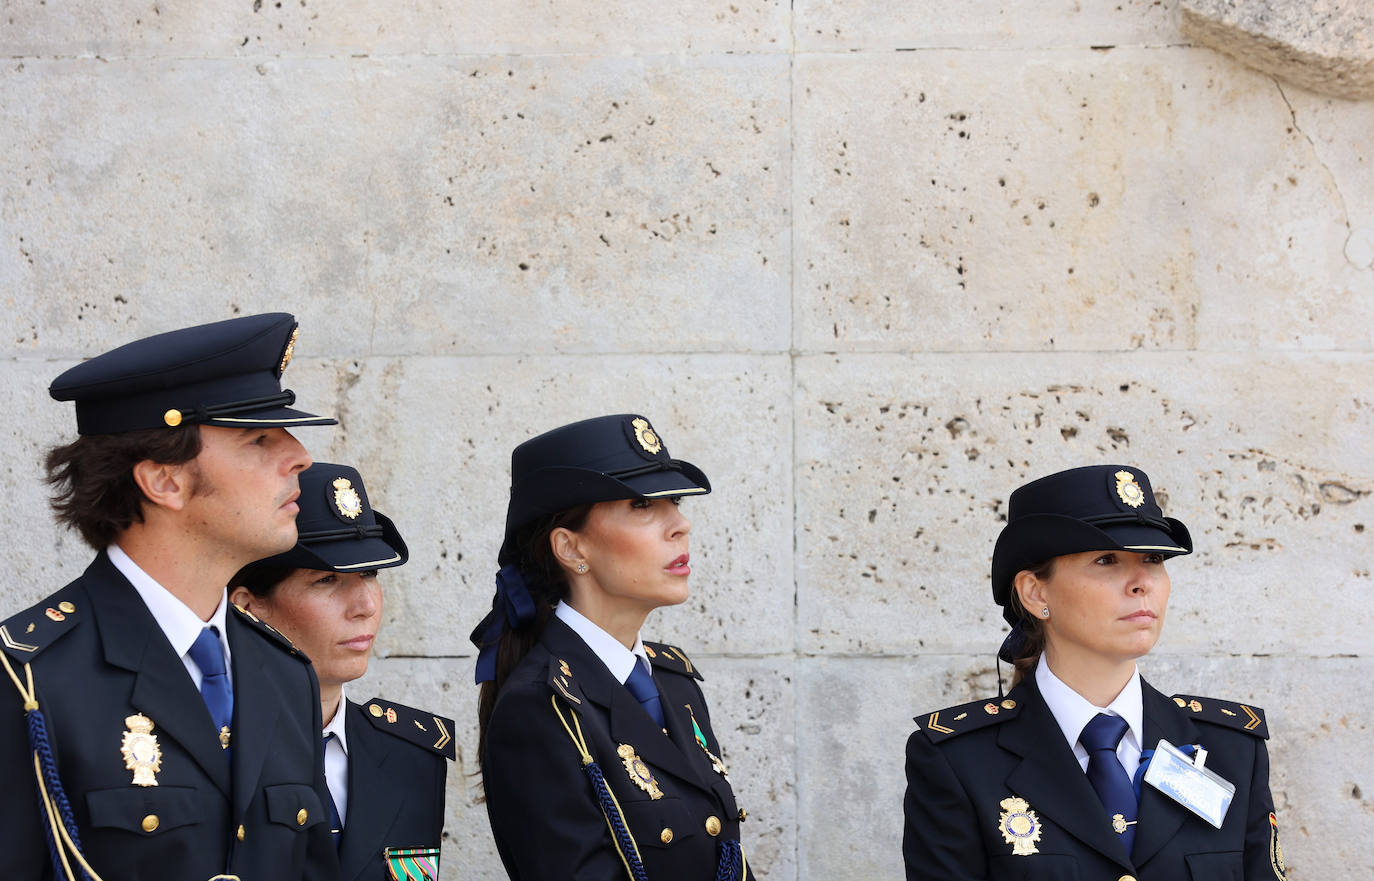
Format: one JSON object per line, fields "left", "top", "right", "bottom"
{"left": 1041, "top": 607, "right": 1050, "bottom": 618}
{"left": 576, "top": 562, "right": 588, "bottom": 574}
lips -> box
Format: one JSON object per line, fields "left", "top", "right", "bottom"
{"left": 1121, "top": 609, "right": 1157, "bottom": 622}
{"left": 665, "top": 554, "right": 691, "bottom": 575}
{"left": 340, "top": 634, "right": 374, "bottom": 651}
{"left": 280, "top": 489, "right": 301, "bottom": 512}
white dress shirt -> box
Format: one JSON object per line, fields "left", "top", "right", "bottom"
{"left": 323, "top": 687, "right": 350, "bottom": 825}
{"left": 1036, "top": 659, "right": 1144, "bottom": 778}
{"left": 554, "top": 601, "right": 653, "bottom": 685}
{"left": 109, "top": 543, "right": 232, "bottom": 691}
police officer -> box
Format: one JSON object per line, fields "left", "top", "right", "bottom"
{"left": 903, "top": 465, "right": 1289, "bottom": 881}
{"left": 229, "top": 463, "right": 454, "bottom": 881}
{"left": 471, "top": 414, "right": 753, "bottom": 881}
{"left": 0, "top": 313, "right": 339, "bottom": 881}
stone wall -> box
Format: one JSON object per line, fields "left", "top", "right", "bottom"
{"left": 3, "top": 2, "right": 1371, "bottom": 878}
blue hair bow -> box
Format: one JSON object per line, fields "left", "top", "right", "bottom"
{"left": 470, "top": 565, "right": 537, "bottom": 684}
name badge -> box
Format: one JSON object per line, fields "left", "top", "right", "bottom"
{"left": 1142, "top": 739, "right": 1236, "bottom": 829}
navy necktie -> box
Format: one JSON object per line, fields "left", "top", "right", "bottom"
{"left": 624, "top": 663, "right": 665, "bottom": 730}
{"left": 323, "top": 734, "right": 343, "bottom": 848}
{"left": 188, "top": 626, "right": 233, "bottom": 757}
{"left": 1081, "top": 713, "right": 1138, "bottom": 854}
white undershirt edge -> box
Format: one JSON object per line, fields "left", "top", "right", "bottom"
{"left": 1036, "top": 658, "right": 1144, "bottom": 778}
{"left": 323, "top": 685, "right": 349, "bottom": 827}
{"left": 555, "top": 601, "right": 653, "bottom": 684}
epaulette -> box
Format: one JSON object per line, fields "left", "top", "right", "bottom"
{"left": 0, "top": 587, "right": 84, "bottom": 662}
{"left": 231, "top": 603, "right": 308, "bottom": 660}
{"left": 643, "top": 641, "right": 704, "bottom": 681}
{"left": 360, "top": 697, "right": 456, "bottom": 760}
{"left": 914, "top": 696, "right": 1023, "bottom": 744}
{"left": 547, "top": 654, "right": 588, "bottom": 707}
{"left": 1171, "top": 693, "right": 1269, "bottom": 739}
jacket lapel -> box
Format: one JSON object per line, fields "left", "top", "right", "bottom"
{"left": 339, "top": 702, "right": 403, "bottom": 881}
{"left": 544, "top": 619, "right": 710, "bottom": 794}
{"left": 1130, "top": 679, "right": 1199, "bottom": 867}
{"left": 88, "top": 555, "right": 231, "bottom": 795}
{"left": 226, "top": 609, "right": 285, "bottom": 817}
{"left": 999, "top": 678, "right": 1134, "bottom": 871}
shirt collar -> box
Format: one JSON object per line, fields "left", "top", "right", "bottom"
{"left": 109, "top": 543, "right": 231, "bottom": 661}
{"left": 323, "top": 686, "right": 349, "bottom": 755}
{"left": 1036, "top": 658, "right": 1144, "bottom": 752}
{"left": 554, "top": 601, "right": 649, "bottom": 684}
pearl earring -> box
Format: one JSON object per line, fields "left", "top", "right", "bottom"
{"left": 1041, "top": 606, "right": 1050, "bottom": 618}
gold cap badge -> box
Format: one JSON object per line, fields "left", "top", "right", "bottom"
{"left": 333, "top": 477, "right": 363, "bottom": 520}
{"left": 632, "top": 417, "right": 662, "bottom": 454}
{"left": 121, "top": 713, "right": 162, "bottom": 787}
{"left": 998, "top": 796, "right": 1042, "bottom": 856}
{"left": 278, "top": 326, "right": 299, "bottom": 376}
{"left": 1115, "top": 470, "right": 1145, "bottom": 508}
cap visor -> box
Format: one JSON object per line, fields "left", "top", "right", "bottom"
{"left": 622, "top": 466, "right": 710, "bottom": 498}
{"left": 205, "top": 405, "right": 338, "bottom": 428}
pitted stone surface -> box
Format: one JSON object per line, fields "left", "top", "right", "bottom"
{"left": 1182, "top": 0, "right": 1374, "bottom": 100}
{"left": 796, "top": 353, "right": 1374, "bottom": 656}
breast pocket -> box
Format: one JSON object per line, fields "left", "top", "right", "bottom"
{"left": 1186, "top": 850, "right": 1243, "bottom": 880}
{"left": 86, "top": 785, "right": 204, "bottom": 836}
{"left": 264, "top": 783, "right": 326, "bottom": 832}
{"left": 623, "top": 796, "right": 700, "bottom": 853}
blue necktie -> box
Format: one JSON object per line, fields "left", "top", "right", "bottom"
{"left": 624, "top": 663, "right": 665, "bottom": 730}
{"left": 188, "top": 626, "right": 233, "bottom": 758}
{"left": 1081, "top": 713, "right": 1138, "bottom": 855}
{"left": 323, "top": 734, "right": 343, "bottom": 848}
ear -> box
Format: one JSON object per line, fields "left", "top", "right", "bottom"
{"left": 1013, "top": 569, "right": 1050, "bottom": 618}
{"left": 549, "top": 527, "right": 585, "bottom": 574}
{"left": 228, "top": 586, "right": 256, "bottom": 611}
{"left": 131, "top": 459, "right": 194, "bottom": 513}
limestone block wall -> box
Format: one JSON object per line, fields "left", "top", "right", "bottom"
{"left": 3, "top": 2, "right": 1371, "bottom": 878}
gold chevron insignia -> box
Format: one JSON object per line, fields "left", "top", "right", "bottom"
{"left": 1241, "top": 705, "right": 1262, "bottom": 730}
{"left": 926, "top": 712, "right": 954, "bottom": 734}
{"left": 0, "top": 625, "right": 38, "bottom": 653}
{"left": 432, "top": 716, "right": 451, "bottom": 752}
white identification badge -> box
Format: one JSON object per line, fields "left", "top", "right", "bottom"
{"left": 1142, "top": 739, "right": 1236, "bottom": 829}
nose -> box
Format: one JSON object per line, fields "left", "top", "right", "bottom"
{"left": 1126, "top": 556, "right": 1161, "bottom": 594}
{"left": 347, "top": 575, "right": 382, "bottom": 618}
{"left": 667, "top": 505, "right": 691, "bottom": 539}
{"left": 281, "top": 429, "right": 312, "bottom": 474}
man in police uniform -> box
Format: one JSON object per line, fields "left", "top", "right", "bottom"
{"left": 0, "top": 313, "right": 341, "bottom": 881}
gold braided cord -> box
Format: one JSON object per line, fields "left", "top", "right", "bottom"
{"left": 1, "top": 651, "right": 39, "bottom": 711}
{"left": 549, "top": 696, "right": 645, "bottom": 881}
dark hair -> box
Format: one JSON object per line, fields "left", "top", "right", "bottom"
{"left": 477, "top": 503, "right": 594, "bottom": 764}
{"left": 1007, "top": 558, "right": 1055, "bottom": 686}
{"left": 230, "top": 562, "right": 298, "bottom": 598}
{"left": 45, "top": 426, "right": 203, "bottom": 550}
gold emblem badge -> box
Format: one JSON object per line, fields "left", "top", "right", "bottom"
{"left": 1111, "top": 813, "right": 1137, "bottom": 835}
{"left": 1189, "top": 700, "right": 1203, "bottom": 713}
{"left": 45, "top": 608, "right": 65, "bottom": 622}
{"left": 618, "top": 744, "right": 663, "bottom": 799}
{"left": 1115, "top": 470, "right": 1145, "bottom": 508}
{"left": 278, "top": 326, "right": 299, "bottom": 375}
{"left": 1269, "top": 812, "right": 1287, "bottom": 879}
{"left": 385, "top": 707, "right": 398, "bottom": 724}
{"left": 559, "top": 659, "right": 572, "bottom": 677}
{"left": 121, "top": 714, "right": 162, "bottom": 787}
{"left": 998, "top": 796, "right": 1041, "bottom": 856}
{"left": 333, "top": 477, "right": 363, "bottom": 520}
{"left": 644, "top": 645, "right": 656, "bottom": 658}
{"left": 631, "top": 417, "right": 662, "bottom": 454}
{"left": 983, "top": 702, "right": 1000, "bottom": 715}
{"left": 219, "top": 725, "right": 232, "bottom": 750}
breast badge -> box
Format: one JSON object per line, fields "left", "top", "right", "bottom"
{"left": 121, "top": 714, "right": 162, "bottom": 787}
{"left": 1269, "top": 812, "right": 1288, "bottom": 879}
{"left": 684, "top": 704, "right": 729, "bottom": 778}
{"left": 618, "top": 744, "right": 663, "bottom": 799}
{"left": 997, "top": 796, "right": 1041, "bottom": 856}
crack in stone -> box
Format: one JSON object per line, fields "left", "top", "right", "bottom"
{"left": 1273, "top": 77, "right": 1352, "bottom": 236}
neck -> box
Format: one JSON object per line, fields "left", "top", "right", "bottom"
{"left": 116, "top": 524, "right": 240, "bottom": 621}
{"left": 1042, "top": 645, "right": 1136, "bottom": 707}
{"left": 321, "top": 685, "right": 343, "bottom": 727}
{"left": 565, "top": 591, "right": 650, "bottom": 650}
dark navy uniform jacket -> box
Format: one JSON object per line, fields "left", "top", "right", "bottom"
{"left": 338, "top": 698, "right": 450, "bottom": 881}
{"left": 904, "top": 672, "right": 1286, "bottom": 881}
{"left": 483, "top": 617, "right": 754, "bottom": 881}
{"left": 0, "top": 552, "right": 338, "bottom": 881}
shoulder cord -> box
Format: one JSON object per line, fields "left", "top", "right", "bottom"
{"left": 715, "top": 839, "right": 747, "bottom": 881}
{"left": 2, "top": 652, "right": 105, "bottom": 881}
{"left": 550, "top": 695, "right": 650, "bottom": 881}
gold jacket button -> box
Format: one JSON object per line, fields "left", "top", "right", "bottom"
{"left": 705, "top": 815, "right": 721, "bottom": 836}
{"left": 141, "top": 814, "right": 159, "bottom": 833}
{"left": 1118, "top": 876, "right": 1138, "bottom": 881}
{"left": 1001, "top": 699, "right": 1017, "bottom": 710}
{"left": 237, "top": 824, "right": 245, "bottom": 841}
{"left": 369, "top": 704, "right": 384, "bottom": 718}
{"left": 660, "top": 828, "right": 674, "bottom": 845}
{"left": 296, "top": 808, "right": 308, "bottom": 826}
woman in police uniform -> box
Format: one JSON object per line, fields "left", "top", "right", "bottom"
{"left": 903, "top": 465, "right": 1288, "bottom": 881}
{"left": 231, "top": 462, "right": 454, "bottom": 881}
{"left": 472, "top": 414, "right": 752, "bottom": 881}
